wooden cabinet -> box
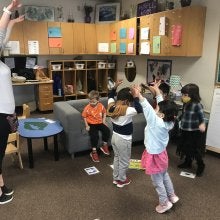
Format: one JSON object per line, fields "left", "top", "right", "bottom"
{"left": 139, "top": 5, "right": 206, "bottom": 56}
{"left": 37, "top": 83, "right": 53, "bottom": 111}
{"left": 48, "top": 60, "right": 117, "bottom": 102}
{"left": 9, "top": 22, "right": 25, "bottom": 54}
{"left": 73, "top": 23, "right": 97, "bottom": 54}
{"left": 23, "top": 21, "right": 49, "bottom": 55}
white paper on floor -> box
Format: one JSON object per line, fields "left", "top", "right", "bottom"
{"left": 109, "top": 164, "right": 114, "bottom": 169}
{"left": 180, "top": 171, "right": 196, "bottom": 178}
{"left": 84, "top": 166, "right": 100, "bottom": 175}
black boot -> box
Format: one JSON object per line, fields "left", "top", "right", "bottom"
{"left": 177, "top": 158, "right": 192, "bottom": 168}
{"left": 196, "top": 162, "right": 205, "bottom": 177}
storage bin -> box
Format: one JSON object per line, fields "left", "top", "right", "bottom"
{"left": 107, "top": 63, "right": 115, "bottom": 68}
{"left": 52, "top": 64, "right": 62, "bottom": 70}
{"left": 75, "top": 64, "right": 85, "bottom": 69}
{"left": 98, "top": 62, "right": 106, "bottom": 69}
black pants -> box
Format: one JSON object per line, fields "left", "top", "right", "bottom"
{"left": 88, "top": 123, "right": 110, "bottom": 148}
{"left": 176, "top": 129, "right": 205, "bottom": 165}
{"left": 0, "top": 114, "right": 11, "bottom": 174}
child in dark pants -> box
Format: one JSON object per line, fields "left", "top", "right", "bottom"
{"left": 82, "top": 90, "right": 110, "bottom": 162}
{"left": 176, "top": 83, "right": 206, "bottom": 177}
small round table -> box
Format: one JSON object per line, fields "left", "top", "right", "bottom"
{"left": 18, "top": 118, "right": 63, "bottom": 168}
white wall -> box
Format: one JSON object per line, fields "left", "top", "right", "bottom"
{"left": 119, "top": 0, "right": 220, "bottom": 112}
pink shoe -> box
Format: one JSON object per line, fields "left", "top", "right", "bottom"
{"left": 156, "top": 201, "right": 173, "bottom": 214}
{"left": 169, "top": 194, "right": 179, "bottom": 204}
{"left": 113, "top": 180, "right": 119, "bottom": 185}
{"left": 90, "top": 151, "right": 100, "bottom": 162}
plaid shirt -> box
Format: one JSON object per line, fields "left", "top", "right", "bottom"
{"left": 180, "top": 102, "right": 205, "bottom": 131}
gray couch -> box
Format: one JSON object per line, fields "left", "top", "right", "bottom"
{"left": 53, "top": 97, "right": 146, "bottom": 158}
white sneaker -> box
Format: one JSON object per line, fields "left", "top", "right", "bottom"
{"left": 156, "top": 201, "right": 173, "bottom": 214}
{"left": 169, "top": 194, "right": 179, "bottom": 204}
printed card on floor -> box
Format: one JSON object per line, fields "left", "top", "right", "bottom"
{"left": 129, "top": 159, "right": 145, "bottom": 170}
{"left": 84, "top": 166, "right": 100, "bottom": 175}
{"left": 109, "top": 164, "right": 114, "bottom": 169}
{"left": 180, "top": 171, "right": 196, "bottom": 178}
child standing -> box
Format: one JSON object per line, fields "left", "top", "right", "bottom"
{"left": 82, "top": 90, "right": 110, "bottom": 162}
{"left": 176, "top": 83, "right": 206, "bottom": 177}
{"left": 131, "top": 82, "right": 179, "bottom": 214}
{"left": 107, "top": 80, "right": 142, "bottom": 188}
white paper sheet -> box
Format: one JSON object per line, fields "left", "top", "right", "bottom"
{"left": 6, "top": 41, "right": 20, "bottom": 54}
{"left": 84, "top": 166, "right": 100, "bottom": 175}
{"left": 140, "top": 42, "right": 150, "bottom": 54}
{"left": 98, "top": 43, "right": 109, "bottom": 53}
{"left": 141, "top": 27, "right": 150, "bottom": 40}
{"left": 28, "top": 40, "right": 39, "bottom": 54}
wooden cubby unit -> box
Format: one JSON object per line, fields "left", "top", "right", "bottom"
{"left": 48, "top": 60, "right": 117, "bottom": 102}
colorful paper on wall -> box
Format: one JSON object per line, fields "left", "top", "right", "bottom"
{"left": 110, "top": 31, "right": 117, "bottom": 41}
{"left": 110, "top": 42, "right": 117, "bottom": 53}
{"left": 159, "top": 16, "right": 167, "bottom": 36}
{"left": 153, "top": 36, "right": 161, "bottom": 54}
{"left": 141, "top": 27, "right": 150, "bottom": 40}
{"left": 120, "top": 28, "right": 127, "bottom": 39}
{"left": 140, "top": 42, "right": 150, "bottom": 54}
{"left": 120, "top": 42, "right": 126, "bottom": 54}
{"left": 171, "top": 25, "right": 182, "bottom": 46}
{"left": 128, "top": 27, "right": 135, "bottom": 39}
{"left": 49, "top": 38, "right": 62, "bottom": 48}
{"left": 48, "top": 27, "right": 62, "bottom": 37}
{"left": 127, "top": 43, "right": 134, "bottom": 54}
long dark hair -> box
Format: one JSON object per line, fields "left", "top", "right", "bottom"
{"left": 181, "top": 83, "right": 201, "bottom": 102}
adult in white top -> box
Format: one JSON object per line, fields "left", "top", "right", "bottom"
{"left": 0, "top": 0, "right": 24, "bottom": 205}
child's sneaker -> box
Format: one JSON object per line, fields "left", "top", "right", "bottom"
{"left": 169, "top": 194, "right": 179, "bottom": 204}
{"left": 113, "top": 180, "right": 119, "bottom": 185}
{"left": 100, "top": 145, "right": 110, "bottom": 155}
{"left": 116, "top": 178, "right": 131, "bottom": 188}
{"left": 90, "top": 151, "right": 100, "bottom": 162}
{"left": 1, "top": 185, "right": 14, "bottom": 196}
{"left": 156, "top": 201, "right": 173, "bottom": 214}
{"left": 0, "top": 194, "right": 13, "bottom": 205}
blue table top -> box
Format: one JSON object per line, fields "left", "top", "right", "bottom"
{"left": 18, "top": 118, "right": 63, "bottom": 138}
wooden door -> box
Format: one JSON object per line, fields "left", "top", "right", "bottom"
{"left": 23, "top": 21, "right": 49, "bottom": 55}
{"left": 61, "top": 22, "right": 74, "bottom": 55}
{"left": 96, "top": 24, "right": 110, "bottom": 54}
{"left": 9, "top": 22, "right": 25, "bottom": 54}
{"left": 48, "top": 22, "right": 62, "bottom": 54}
{"left": 73, "top": 23, "right": 85, "bottom": 54}
{"left": 84, "top": 24, "right": 97, "bottom": 54}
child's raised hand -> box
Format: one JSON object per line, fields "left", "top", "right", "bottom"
{"left": 150, "top": 80, "right": 161, "bottom": 96}
{"left": 114, "top": 79, "right": 123, "bottom": 88}
{"left": 130, "top": 84, "right": 141, "bottom": 98}
{"left": 11, "top": 15, "right": 25, "bottom": 24}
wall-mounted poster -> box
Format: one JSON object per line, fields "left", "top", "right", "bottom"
{"left": 137, "top": 0, "right": 158, "bottom": 17}
{"left": 147, "top": 59, "right": 172, "bottom": 84}
{"left": 24, "top": 6, "right": 55, "bottom": 21}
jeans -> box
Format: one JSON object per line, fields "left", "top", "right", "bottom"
{"left": 151, "top": 170, "right": 175, "bottom": 204}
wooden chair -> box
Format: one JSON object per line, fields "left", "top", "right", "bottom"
{"left": 5, "top": 132, "right": 23, "bottom": 169}
{"left": 18, "top": 103, "right": 30, "bottom": 119}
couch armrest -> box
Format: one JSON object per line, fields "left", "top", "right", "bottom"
{"left": 53, "top": 101, "right": 82, "bottom": 132}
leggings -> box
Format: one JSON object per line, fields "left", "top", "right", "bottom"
{"left": 88, "top": 123, "right": 110, "bottom": 148}
{"left": 0, "top": 114, "right": 11, "bottom": 174}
